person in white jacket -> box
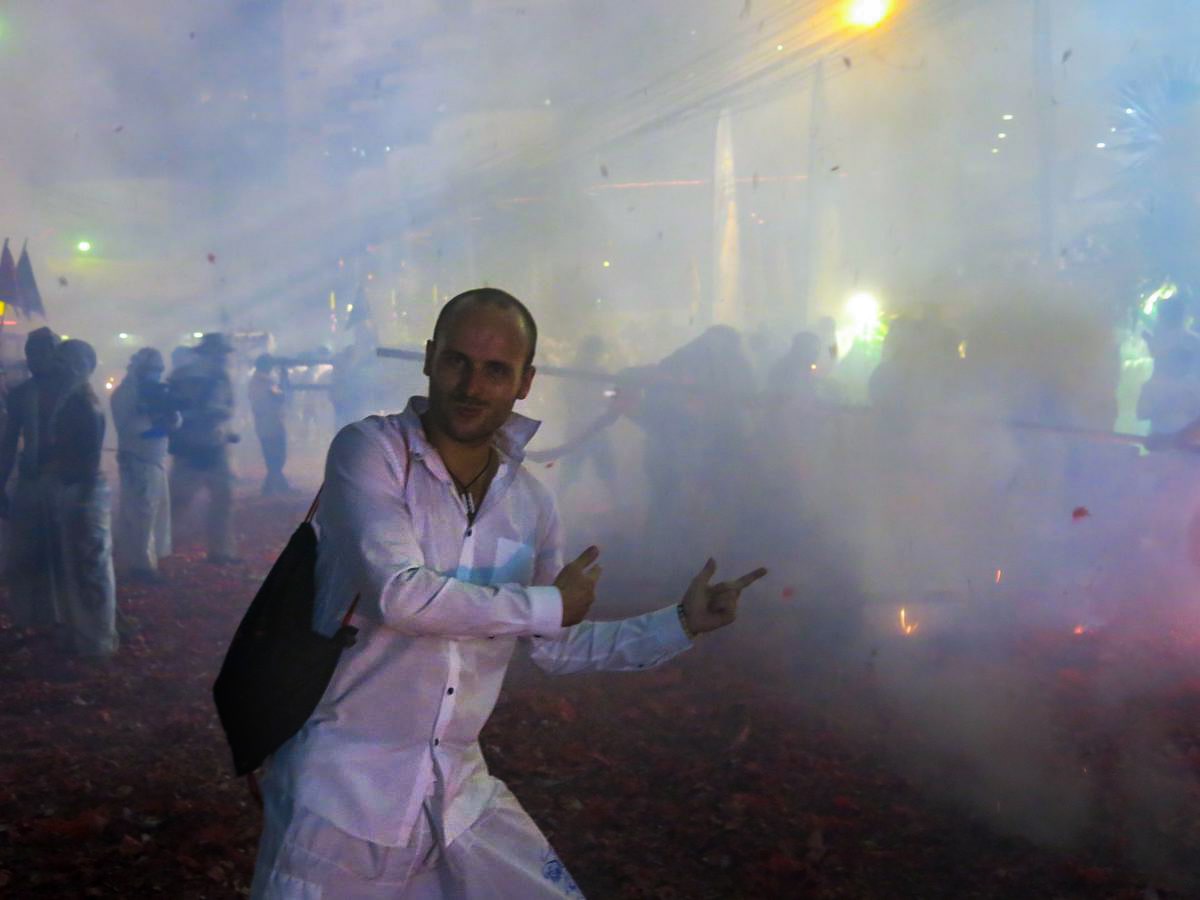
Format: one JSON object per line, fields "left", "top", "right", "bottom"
{"left": 111, "top": 348, "right": 176, "bottom": 582}
{"left": 250, "top": 288, "right": 767, "bottom": 899}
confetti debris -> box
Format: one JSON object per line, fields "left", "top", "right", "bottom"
{"left": 206, "top": 253, "right": 216, "bottom": 264}
{"left": 1072, "top": 506, "right": 1090, "bottom": 521}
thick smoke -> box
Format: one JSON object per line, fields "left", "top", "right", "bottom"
{"left": 3, "top": 0, "right": 1199, "bottom": 891}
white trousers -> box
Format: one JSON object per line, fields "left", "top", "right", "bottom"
{"left": 250, "top": 778, "right": 584, "bottom": 900}
{"left": 116, "top": 457, "right": 171, "bottom": 572}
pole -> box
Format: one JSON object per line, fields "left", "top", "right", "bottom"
{"left": 1033, "top": 0, "right": 1056, "bottom": 265}
{"left": 800, "top": 58, "right": 826, "bottom": 326}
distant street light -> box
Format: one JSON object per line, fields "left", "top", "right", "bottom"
{"left": 76, "top": 240, "right": 92, "bottom": 253}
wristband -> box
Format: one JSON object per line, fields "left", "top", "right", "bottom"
{"left": 676, "top": 603, "right": 697, "bottom": 640}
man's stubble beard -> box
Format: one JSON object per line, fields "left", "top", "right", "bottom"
{"left": 428, "top": 385, "right": 512, "bottom": 447}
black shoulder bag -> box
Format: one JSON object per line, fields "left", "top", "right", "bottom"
{"left": 212, "top": 489, "right": 359, "bottom": 777}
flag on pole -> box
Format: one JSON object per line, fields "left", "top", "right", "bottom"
{"left": 16, "top": 241, "right": 45, "bottom": 318}
{"left": 0, "top": 240, "right": 18, "bottom": 313}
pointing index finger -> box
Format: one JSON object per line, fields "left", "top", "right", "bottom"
{"left": 573, "top": 545, "right": 600, "bottom": 568}
{"left": 730, "top": 567, "right": 769, "bottom": 591}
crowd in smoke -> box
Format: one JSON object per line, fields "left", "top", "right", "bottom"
{"left": 520, "top": 277, "right": 1199, "bottom": 889}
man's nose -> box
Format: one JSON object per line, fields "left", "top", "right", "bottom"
{"left": 457, "top": 365, "right": 485, "bottom": 397}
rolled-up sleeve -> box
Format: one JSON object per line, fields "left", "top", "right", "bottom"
{"left": 321, "top": 423, "right": 563, "bottom": 638}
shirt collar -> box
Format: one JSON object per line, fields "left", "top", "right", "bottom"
{"left": 398, "top": 396, "right": 541, "bottom": 464}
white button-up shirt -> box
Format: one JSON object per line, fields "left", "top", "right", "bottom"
{"left": 269, "top": 397, "right": 692, "bottom": 848}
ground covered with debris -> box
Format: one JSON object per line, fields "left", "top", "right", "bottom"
{"left": 0, "top": 492, "right": 1197, "bottom": 898}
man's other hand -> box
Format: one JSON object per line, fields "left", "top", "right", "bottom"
{"left": 680, "top": 559, "right": 768, "bottom": 635}
{"left": 555, "top": 545, "right": 602, "bottom": 627}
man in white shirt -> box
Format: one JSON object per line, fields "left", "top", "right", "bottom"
{"left": 250, "top": 288, "right": 767, "bottom": 899}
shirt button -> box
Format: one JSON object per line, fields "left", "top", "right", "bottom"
{"left": 446, "top": 687, "right": 454, "bottom": 695}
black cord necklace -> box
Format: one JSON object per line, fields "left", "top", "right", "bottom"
{"left": 453, "top": 448, "right": 493, "bottom": 525}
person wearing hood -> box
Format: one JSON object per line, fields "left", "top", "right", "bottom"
{"left": 111, "top": 347, "right": 177, "bottom": 582}
{"left": 48, "top": 338, "right": 118, "bottom": 660}
{"left": 167, "top": 332, "right": 240, "bottom": 565}
{"left": 0, "top": 326, "right": 67, "bottom": 640}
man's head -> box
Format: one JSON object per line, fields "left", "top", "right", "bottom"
{"left": 194, "top": 332, "right": 235, "bottom": 367}
{"left": 254, "top": 353, "right": 274, "bottom": 374}
{"left": 58, "top": 339, "right": 97, "bottom": 382}
{"left": 789, "top": 332, "right": 823, "bottom": 369}
{"left": 25, "top": 326, "right": 60, "bottom": 379}
{"left": 129, "top": 347, "right": 165, "bottom": 381}
{"left": 423, "top": 288, "right": 538, "bottom": 446}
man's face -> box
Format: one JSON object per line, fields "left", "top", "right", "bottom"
{"left": 424, "top": 303, "right": 535, "bottom": 446}
{"left": 26, "top": 342, "right": 57, "bottom": 379}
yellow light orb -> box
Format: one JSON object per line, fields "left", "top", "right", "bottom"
{"left": 845, "top": 0, "right": 891, "bottom": 28}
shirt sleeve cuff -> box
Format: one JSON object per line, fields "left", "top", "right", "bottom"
{"left": 651, "top": 604, "right": 695, "bottom": 653}
{"left": 526, "top": 585, "right": 564, "bottom": 637}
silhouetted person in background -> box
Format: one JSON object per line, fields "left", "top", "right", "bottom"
{"left": 168, "top": 332, "right": 240, "bottom": 565}
{"left": 556, "top": 335, "right": 617, "bottom": 502}
{"left": 111, "top": 347, "right": 176, "bottom": 582}
{"left": 768, "top": 331, "right": 826, "bottom": 408}
{"left": 49, "top": 339, "right": 117, "bottom": 660}
{"left": 1146, "top": 293, "right": 1200, "bottom": 366}
{"left": 1139, "top": 346, "right": 1200, "bottom": 436}
{"left": 248, "top": 354, "right": 290, "bottom": 496}
{"left": 0, "top": 327, "right": 65, "bottom": 640}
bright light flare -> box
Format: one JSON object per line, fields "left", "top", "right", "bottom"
{"left": 899, "top": 607, "right": 918, "bottom": 635}
{"left": 76, "top": 241, "right": 92, "bottom": 253}
{"left": 845, "top": 291, "right": 882, "bottom": 338}
{"left": 995, "top": 568, "right": 1003, "bottom": 585}
{"left": 1072, "top": 625, "right": 1086, "bottom": 636}
{"left": 845, "top": 0, "right": 891, "bottom": 28}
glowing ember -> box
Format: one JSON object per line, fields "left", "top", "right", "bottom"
{"left": 995, "top": 568, "right": 1002, "bottom": 585}
{"left": 899, "top": 607, "right": 918, "bottom": 635}
{"left": 1073, "top": 625, "right": 1086, "bottom": 635}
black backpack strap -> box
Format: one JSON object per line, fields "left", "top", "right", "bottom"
{"left": 303, "top": 486, "right": 322, "bottom": 524}
{"left": 245, "top": 770, "right": 264, "bottom": 810}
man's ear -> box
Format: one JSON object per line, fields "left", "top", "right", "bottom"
{"left": 423, "top": 340, "right": 434, "bottom": 377}
{"left": 517, "top": 365, "right": 536, "bottom": 401}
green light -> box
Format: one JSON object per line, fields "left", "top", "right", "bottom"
{"left": 1142, "top": 281, "right": 1178, "bottom": 316}
{"left": 77, "top": 241, "right": 92, "bottom": 253}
